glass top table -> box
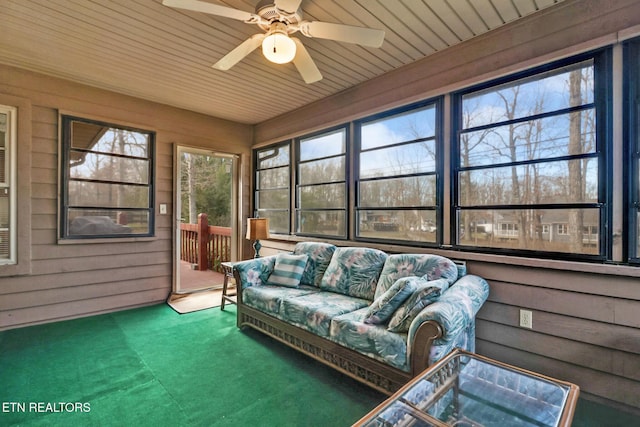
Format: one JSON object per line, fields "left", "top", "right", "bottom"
{"left": 354, "top": 349, "right": 579, "bottom": 427}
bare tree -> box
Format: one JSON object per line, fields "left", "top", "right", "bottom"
{"left": 568, "top": 69, "right": 585, "bottom": 252}
{"left": 185, "top": 153, "right": 198, "bottom": 224}
{"left": 459, "top": 100, "right": 493, "bottom": 242}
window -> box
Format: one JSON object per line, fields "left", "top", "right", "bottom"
{"left": 627, "top": 39, "right": 640, "bottom": 264}
{"left": 355, "top": 101, "right": 440, "bottom": 244}
{"left": 254, "top": 142, "right": 290, "bottom": 234}
{"left": 557, "top": 224, "right": 569, "bottom": 235}
{"left": 296, "top": 127, "right": 348, "bottom": 238}
{"left": 60, "top": 116, "right": 155, "bottom": 239}
{"left": 0, "top": 105, "right": 16, "bottom": 263}
{"left": 454, "top": 52, "right": 609, "bottom": 258}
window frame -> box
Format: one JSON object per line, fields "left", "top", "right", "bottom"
{"left": 451, "top": 49, "right": 612, "bottom": 261}
{"left": 253, "top": 140, "right": 292, "bottom": 234}
{"left": 0, "top": 104, "right": 17, "bottom": 265}
{"left": 354, "top": 98, "right": 443, "bottom": 246}
{"left": 625, "top": 38, "right": 640, "bottom": 264}
{"left": 59, "top": 115, "right": 156, "bottom": 240}
{"left": 294, "top": 125, "right": 349, "bottom": 239}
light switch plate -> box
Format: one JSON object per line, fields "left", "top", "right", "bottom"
{"left": 159, "top": 203, "right": 167, "bottom": 215}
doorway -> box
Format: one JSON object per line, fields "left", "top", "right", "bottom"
{"left": 174, "top": 146, "right": 238, "bottom": 294}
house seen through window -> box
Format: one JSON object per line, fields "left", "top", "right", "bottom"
{"left": 454, "top": 56, "right": 604, "bottom": 257}
{"left": 356, "top": 101, "right": 440, "bottom": 244}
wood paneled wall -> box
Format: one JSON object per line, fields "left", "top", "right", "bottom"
{"left": 0, "top": 64, "right": 253, "bottom": 330}
{"left": 253, "top": 0, "right": 640, "bottom": 414}
{"left": 471, "top": 261, "right": 640, "bottom": 411}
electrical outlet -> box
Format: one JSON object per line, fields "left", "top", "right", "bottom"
{"left": 519, "top": 309, "right": 533, "bottom": 329}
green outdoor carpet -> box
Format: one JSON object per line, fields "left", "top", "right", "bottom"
{"left": 1, "top": 304, "right": 637, "bottom": 426}
{"left": 0, "top": 304, "right": 382, "bottom": 426}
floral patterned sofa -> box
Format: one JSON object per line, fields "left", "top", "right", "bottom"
{"left": 232, "top": 242, "right": 489, "bottom": 394}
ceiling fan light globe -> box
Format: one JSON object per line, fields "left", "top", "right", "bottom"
{"left": 262, "top": 32, "right": 296, "bottom": 64}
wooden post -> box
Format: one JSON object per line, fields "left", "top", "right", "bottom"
{"left": 197, "top": 213, "right": 208, "bottom": 271}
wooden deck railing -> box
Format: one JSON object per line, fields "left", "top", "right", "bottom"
{"left": 180, "top": 213, "right": 231, "bottom": 273}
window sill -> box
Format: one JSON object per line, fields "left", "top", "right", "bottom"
{"left": 57, "top": 236, "right": 157, "bottom": 245}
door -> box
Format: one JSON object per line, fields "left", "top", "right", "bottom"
{"left": 174, "top": 146, "right": 238, "bottom": 293}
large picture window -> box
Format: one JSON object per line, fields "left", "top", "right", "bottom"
{"left": 296, "top": 127, "right": 348, "bottom": 238}
{"left": 0, "top": 105, "right": 16, "bottom": 263}
{"left": 60, "top": 116, "right": 155, "bottom": 239}
{"left": 454, "top": 53, "right": 608, "bottom": 258}
{"left": 355, "top": 101, "right": 440, "bottom": 244}
{"left": 254, "top": 142, "right": 290, "bottom": 234}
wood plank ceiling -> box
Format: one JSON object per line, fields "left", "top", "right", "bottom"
{"left": 0, "top": 0, "right": 565, "bottom": 124}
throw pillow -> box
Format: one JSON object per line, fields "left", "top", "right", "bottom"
{"left": 319, "top": 247, "right": 388, "bottom": 300}
{"left": 363, "top": 276, "right": 423, "bottom": 324}
{"left": 375, "top": 254, "right": 458, "bottom": 300}
{"left": 293, "top": 242, "right": 336, "bottom": 287}
{"left": 266, "top": 253, "right": 309, "bottom": 288}
{"left": 387, "top": 280, "right": 445, "bottom": 333}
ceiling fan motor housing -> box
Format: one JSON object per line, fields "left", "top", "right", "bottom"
{"left": 255, "top": 0, "right": 302, "bottom": 32}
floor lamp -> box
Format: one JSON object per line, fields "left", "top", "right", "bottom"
{"left": 246, "top": 218, "right": 270, "bottom": 258}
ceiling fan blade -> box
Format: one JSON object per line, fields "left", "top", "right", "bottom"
{"left": 212, "top": 34, "right": 266, "bottom": 70}
{"left": 300, "top": 21, "right": 385, "bottom": 48}
{"left": 274, "top": 0, "right": 302, "bottom": 14}
{"left": 162, "top": 0, "right": 258, "bottom": 23}
{"left": 292, "top": 38, "right": 322, "bottom": 84}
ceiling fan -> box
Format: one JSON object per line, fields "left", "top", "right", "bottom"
{"left": 162, "top": 0, "right": 385, "bottom": 83}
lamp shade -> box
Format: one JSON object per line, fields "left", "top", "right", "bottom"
{"left": 246, "top": 218, "right": 270, "bottom": 240}
{"left": 262, "top": 31, "right": 296, "bottom": 64}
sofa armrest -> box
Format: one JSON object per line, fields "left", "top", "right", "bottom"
{"left": 232, "top": 255, "right": 277, "bottom": 290}
{"left": 406, "top": 274, "right": 489, "bottom": 374}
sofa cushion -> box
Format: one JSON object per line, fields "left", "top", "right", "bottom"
{"left": 280, "top": 292, "right": 370, "bottom": 337}
{"left": 363, "top": 276, "right": 424, "bottom": 325}
{"left": 387, "top": 279, "right": 446, "bottom": 333}
{"left": 243, "top": 285, "right": 319, "bottom": 316}
{"left": 330, "top": 308, "right": 409, "bottom": 371}
{"left": 266, "top": 253, "right": 309, "bottom": 288}
{"left": 293, "top": 242, "right": 336, "bottom": 287}
{"left": 320, "top": 247, "right": 388, "bottom": 300}
{"left": 233, "top": 256, "right": 277, "bottom": 289}
{"left": 375, "top": 254, "right": 458, "bottom": 299}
